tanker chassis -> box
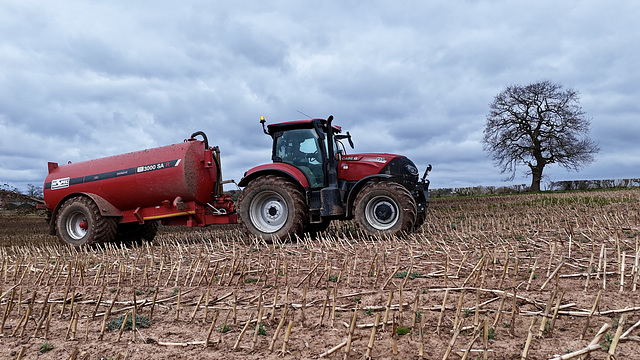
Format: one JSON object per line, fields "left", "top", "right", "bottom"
{"left": 41, "top": 116, "right": 430, "bottom": 246}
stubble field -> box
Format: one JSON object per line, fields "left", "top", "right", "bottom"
{"left": 1, "top": 189, "right": 640, "bottom": 359}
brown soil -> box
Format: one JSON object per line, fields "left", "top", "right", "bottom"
{"left": 1, "top": 189, "right": 640, "bottom": 359}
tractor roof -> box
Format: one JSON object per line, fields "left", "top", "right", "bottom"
{"left": 266, "top": 119, "right": 341, "bottom": 135}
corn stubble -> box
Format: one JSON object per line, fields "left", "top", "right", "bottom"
{"left": 0, "top": 189, "right": 640, "bottom": 358}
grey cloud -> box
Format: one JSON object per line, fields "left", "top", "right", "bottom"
{"left": 1, "top": 1, "right": 639, "bottom": 192}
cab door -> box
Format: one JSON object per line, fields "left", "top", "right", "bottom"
{"left": 274, "top": 128, "right": 326, "bottom": 188}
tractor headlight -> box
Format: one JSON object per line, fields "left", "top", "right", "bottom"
{"left": 404, "top": 163, "right": 419, "bottom": 176}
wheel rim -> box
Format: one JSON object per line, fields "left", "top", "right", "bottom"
{"left": 364, "top": 195, "right": 399, "bottom": 230}
{"left": 66, "top": 210, "right": 88, "bottom": 241}
{"left": 249, "top": 190, "right": 288, "bottom": 233}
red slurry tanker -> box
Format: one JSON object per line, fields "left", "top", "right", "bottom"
{"left": 42, "top": 116, "right": 431, "bottom": 246}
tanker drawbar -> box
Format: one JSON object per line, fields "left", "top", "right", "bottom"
{"left": 42, "top": 132, "right": 238, "bottom": 246}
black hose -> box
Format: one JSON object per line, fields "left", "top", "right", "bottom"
{"left": 190, "top": 131, "right": 209, "bottom": 150}
{"left": 190, "top": 131, "right": 221, "bottom": 196}
{"left": 212, "top": 147, "right": 222, "bottom": 197}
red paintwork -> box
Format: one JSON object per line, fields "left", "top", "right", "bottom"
{"left": 44, "top": 140, "right": 214, "bottom": 211}
{"left": 118, "top": 197, "right": 237, "bottom": 226}
{"left": 240, "top": 153, "right": 398, "bottom": 188}
{"left": 43, "top": 138, "right": 237, "bottom": 227}
{"left": 240, "top": 163, "right": 310, "bottom": 188}
{"left": 337, "top": 153, "right": 399, "bottom": 181}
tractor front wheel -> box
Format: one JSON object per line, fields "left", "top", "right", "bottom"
{"left": 238, "top": 175, "right": 307, "bottom": 242}
{"left": 55, "top": 196, "right": 118, "bottom": 246}
{"left": 414, "top": 209, "right": 427, "bottom": 230}
{"left": 354, "top": 182, "right": 417, "bottom": 236}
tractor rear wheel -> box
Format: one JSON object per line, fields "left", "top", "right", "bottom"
{"left": 55, "top": 196, "right": 118, "bottom": 246}
{"left": 354, "top": 182, "right": 417, "bottom": 236}
{"left": 238, "top": 175, "right": 307, "bottom": 242}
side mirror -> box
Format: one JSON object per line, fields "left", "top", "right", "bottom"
{"left": 346, "top": 131, "right": 354, "bottom": 149}
{"left": 335, "top": 132, "right": 354, "bottom": 149}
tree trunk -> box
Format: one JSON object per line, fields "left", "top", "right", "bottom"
{"left": 530, "top": 165, "right": 543, "bottom": 192}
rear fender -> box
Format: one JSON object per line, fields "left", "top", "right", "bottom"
{"left": 238, "top": 163, "right": 310, "bottom": 189}
{"left": 344, "top": 174, "right": 394, "bottom": 218}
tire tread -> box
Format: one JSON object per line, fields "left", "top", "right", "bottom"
{"left": 238, "top": 175, "right": 307, "bottom": 241}
{"left": 56, "top": 196, "right": 118, "bottom": 246}
{"left": 354, "top": 181, "right": 417, "bottom": 236}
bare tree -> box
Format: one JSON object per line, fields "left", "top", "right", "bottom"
{"left": 26, "top": 184, "right": 43, "bottom": 198}
{"left": 483, "top": 80, "right": 599, "bottom": 192}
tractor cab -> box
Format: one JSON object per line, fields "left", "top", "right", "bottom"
{"left": 262, "top": 117, "right": 344, "bottom": 189}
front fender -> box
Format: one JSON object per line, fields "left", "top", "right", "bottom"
{"left": 238, "top": 163, "right": 310, "bottom": 189}
{"left": 344, "top": 174, "right": 394, "bottom": 218}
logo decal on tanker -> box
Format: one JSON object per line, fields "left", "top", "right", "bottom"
{"left": 50, "top": 177, "right": 70, "bottom": 190}
{"left": 136, "top": 159, "right": 181, "bottom": 174}
{"left": 46, "top": 159, "right": 182, "bottom": 190}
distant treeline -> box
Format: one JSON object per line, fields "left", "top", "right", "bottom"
{"left": 0, "top": 189, "right": 43, "bottom": 212}
{"left": 430, "top": 178, "right": 640, "bottom": 197}
{"left": 3, "top": 179, "right": 639, "bottom": 210}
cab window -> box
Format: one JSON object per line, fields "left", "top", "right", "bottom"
{"left": 275, "top": 129, "right": 325, "bottom": 188}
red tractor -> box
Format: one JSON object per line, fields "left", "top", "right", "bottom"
{"left": 40, "top": 115, "right": 430, "bottom": 246}
{"left": 237, "top": 115, "right": 430, "bottom": 240}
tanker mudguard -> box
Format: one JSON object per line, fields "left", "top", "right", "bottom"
{"left": 81, "top": 193, "right": 122, "bottom": 217}
{"left": 238, "top": 163, "right": 310, "bottom": 188}
{"left": 47, "top": 192, "right": 122, "bottom": 236}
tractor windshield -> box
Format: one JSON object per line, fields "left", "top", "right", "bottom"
{"left": 275, "top": 128, "right": 325, "bottom": 188}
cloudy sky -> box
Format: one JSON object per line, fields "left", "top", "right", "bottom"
{"left": 1, "top": 1, "right": 639, "bottom": 193}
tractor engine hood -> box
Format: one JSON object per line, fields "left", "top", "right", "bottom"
{"left": 338, "top": 153, "right": 420, "bottom": 189}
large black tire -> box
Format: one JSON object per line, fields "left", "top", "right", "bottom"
{"left": 414, "top": 209, "right": 427, "bottom": 230}
{"left": 115, "top": 221, "right": 160, "bottom": 245}
{"left": 354, "top": 182, "right": 417, "bottom": 237}
{"left": 55, "top": 196, "right": 118, "bottom": 246}
{"left": 238, "top": 175, "right": 307, "bottom": 242}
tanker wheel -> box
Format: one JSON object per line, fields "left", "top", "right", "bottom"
{"left": 115, "top": 221, "right": 160, "bottom": 245}
{"left": 238, "top": 175, "right": 307, "bottom": 242}
{"left": 55, "top": 196, "right": 118, "bottom": 246}
{"left": 354, "top": 181, "right": 417, "bottom": 237}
